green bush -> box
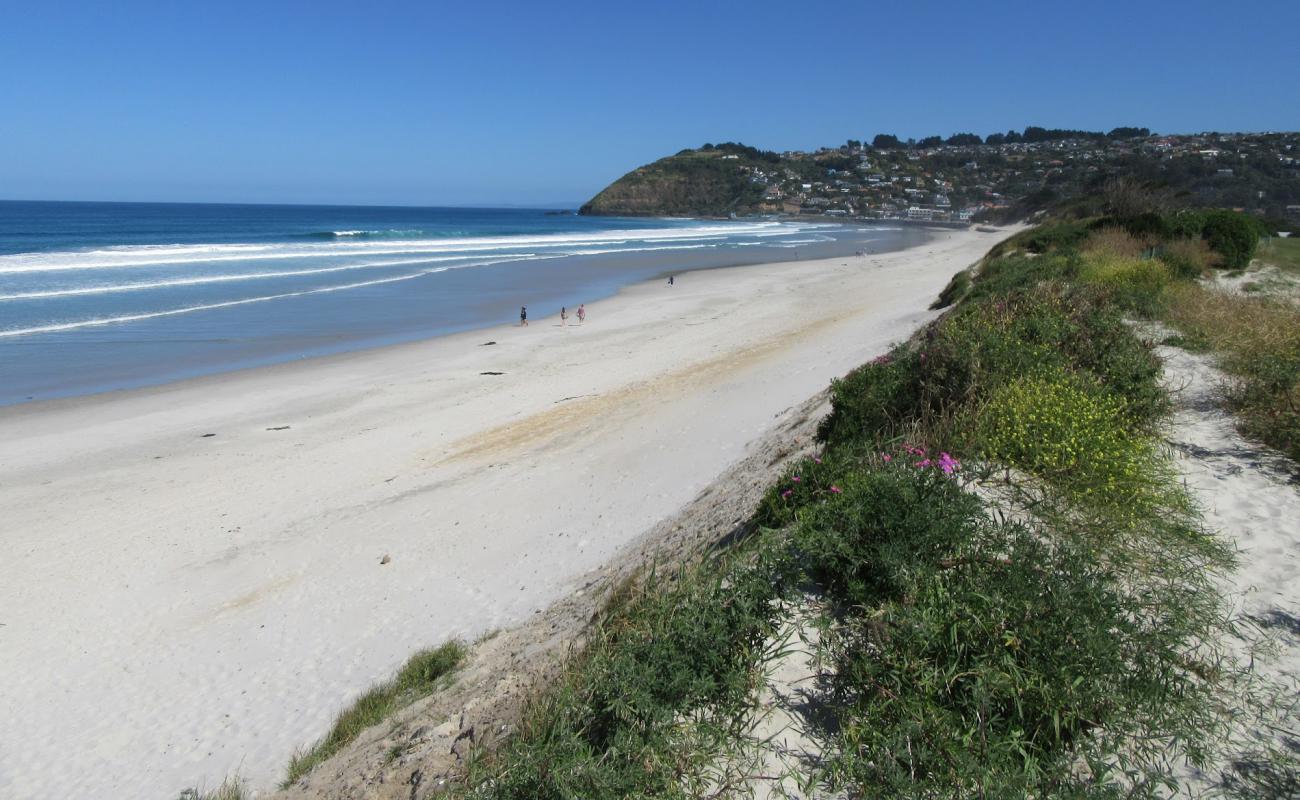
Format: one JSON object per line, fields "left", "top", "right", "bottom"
{"left": 922, "top": 286, "right": 1167, "bottom": 426}
{"left": 823, "top": 515, "right": 1219, "bottom": 798}
{"left": 930, "top": 269, "right": 971, "bottom": 309}
{"left": 467, "top": 552, "right": 783, "bottom": 799}
{"left": 792, "top": 463, "right": 982, "bottom": 607}
{"left": 1201, "top": 210, "right": 1261, "bottom": 269}
{"left": 782, "top": 466, "right": 1227, "bottom": 798}
{"left": 1166, "top": 209, "right": 1261, "bottom": 269}
{"left": 816, "top": 350, "right": 922, "bottom": 448}
{"left": 964, "top": 252, "right": 1076, "bottom": 304}
{"left": 1077, "top": 251, "right": 1172, "bottom": 314}
{"left": 975, "top": 372, "right": 1168, "bottom": 522}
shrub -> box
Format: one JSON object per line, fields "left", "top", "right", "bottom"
{"left": 1159, "top": 237, "right": 1214, "bottom": 279}
{"left": 467, "top": 551, "right": 783, "bottom": 799}
{"left": 1077, "top": 251, "right": 1172, "bottom": 314}
{"left": 1200, "top": 210, "right": 1261, "bottom": 269}
{"left": 791, "top": 462, "right": 983, "bottom": 608}
{"left": 975, "top": 372, "right": 1167, "bottom": 520}
{"left": 921, "top": 286, "right": 1167, "bottom": 426}
{"left": 1082, "top": 227, "right": 1148, "bottom": 259}
{"left": 817, "top": 349, "right": 922, "bottom": 448}
{"left": 1022, "top": 221, "right": 1091, "bottom": 254}
{"left": 964, "top": 252, "right": 1076, "bottom": 303}
{"left": 822, "top": 515, "right": 1222, "bottom": 798}
{"left": 930, "top": 269, "right": 970, "bottom": 309}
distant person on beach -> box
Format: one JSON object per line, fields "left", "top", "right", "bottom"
{"left": 668, "top": 275, "right": 674, "bottom": 286}
{"left": 560, "top": 306, "right": 567, "bottom": 326}
{"left": 520, "top": 306, "right": 528, "bottom": 326}
{"left": 577, "top": 304, "right": 586, "bottom": 324}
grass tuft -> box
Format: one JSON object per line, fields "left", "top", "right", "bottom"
{"left": 176, "top": 777, "right": 248, "bottom": 800}
{"left": 282, "top": 640, "right": 466, "bottom": 787}
{"left": 1160, "top": 282, "right": 1300, "bottom": 459}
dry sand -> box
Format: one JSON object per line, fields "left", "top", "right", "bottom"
{"left": 1156, "top": 335, "right": 1300, "bottom": 791}
{"left": 0, "top": 227, "right": 1007, "bottom": 798}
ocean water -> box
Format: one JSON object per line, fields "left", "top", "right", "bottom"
{"left": 0, "top": 201, "right": 928, "bottom": 405}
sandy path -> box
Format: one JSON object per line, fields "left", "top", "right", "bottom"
{"left": 1156, "top": 339, "right": 1300, "bottom": 791}
{"left": 0, "top": 227, "right": 1005, "bottom": 798}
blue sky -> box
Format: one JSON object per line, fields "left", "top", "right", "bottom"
{"left": 2, "top": 0, "right": 1297, "bottom": 207}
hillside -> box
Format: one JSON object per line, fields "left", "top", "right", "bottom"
{"left": 579, "top": 130, "right": 1300, "bottom": 226}
{"left": 578, "top": 144, "right": 783, "bottom": 217}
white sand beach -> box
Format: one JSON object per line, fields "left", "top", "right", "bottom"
{"left": 0, "top": 227, "right": 1006, "bottom": 797}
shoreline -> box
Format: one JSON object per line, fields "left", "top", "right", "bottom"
{"left": 0, "top": 218, "right": 930, "bottom": 409}
{"left": 0, "top": 226, "right": 1011, "bottom": 797}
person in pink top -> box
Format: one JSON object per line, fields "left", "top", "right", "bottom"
{"left": 577, "top": 304, "right": 586, "bottom": 324}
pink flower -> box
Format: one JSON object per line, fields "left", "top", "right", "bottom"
{"left": 813, "top": 457, "right": 822, "bottom": 464}
{"left": 830, "top": 485, "right": 843, "bottom": 494}
{"left": 881, "top": 454, "right": 892, "bottom": 462}
{"left": 781, "top": 489, "right": 793, "bottom": 499}
{"left": 916, "top": 459, "right": 932, "bottom": 468}
{"left": 938, "top": 452, "right": 961, "bottom": 475}
{"left": 792, "top": 476, "right": 801, "bottom": 483}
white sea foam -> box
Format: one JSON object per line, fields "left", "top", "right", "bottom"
{"left": 0, "top": 220, "right": 860, "bottom": 338}
{"left": 0, "top": 267, "right": 457, "bottom": 338}
{"left": 0, "top": 222, "right": 808, "bottom": 274}
{"left": 0, "top": 255, "right": 538, "bottom": 302}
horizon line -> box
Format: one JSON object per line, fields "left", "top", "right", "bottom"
{"left": 0, "top": 197, "right": 588, "bottom": 211}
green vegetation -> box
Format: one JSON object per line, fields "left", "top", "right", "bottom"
{"left": 582, "top": 130, "right": 1300, "bottom": 221}
{"left": 929, "top": 269, "right": 970, "bottom": 309}
{"left": 1259, "top": 236, "right": 1300, "bottom": 273}
{"left": 579, "top": 145, "right": 777, "bottom": 217}
{"left": 1161, "top": 282, "right": 1300, "bottom": 460}
{"left": 462, "top": 550, "right": 786, "bottom": 798}
{"left": 282, "top": 641, "right": 466, "bottom": 787}
{"left": 176, "top": 778, "right": 248, "bottom": 800}
{"left": 453, "top": 208, "right": 1300, "bottom": 798}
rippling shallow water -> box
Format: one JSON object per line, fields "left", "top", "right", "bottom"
{"left": 0, "top": 201, "right": 927, "bottom": 404}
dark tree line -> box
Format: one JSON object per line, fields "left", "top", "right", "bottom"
{"left": 865, "top": 126, "right": 1152, "bottom": 149}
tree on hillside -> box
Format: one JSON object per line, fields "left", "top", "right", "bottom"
{"left": 1108, "top": 127, "right": 1152, "bottom": 139}
{"left": 918, "top": 136, "right": 944, "bottom": 148}
{"left": 947, "top": 132, "right": 983, "bottom": 146}
{"left": 872, "top": 134, "right": 902, "bottom": 149}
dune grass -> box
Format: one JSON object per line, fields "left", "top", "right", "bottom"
{"left": 1258, "top": 235, "right": 1300, "bottom": 274}
{"left": 282, "top": 640, "right": 466, "bottom": 787}
{"left": 1160, "top": 282, "right": 1300, "bottom": 460}
{"left": 176, "top": 777, "right": 248, "bottom": 800}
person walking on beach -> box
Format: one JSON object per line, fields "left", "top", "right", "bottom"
{"left": 520, "top": 306, "right": 528, "bottom": 326}
{"left": 560, "top": 306, "right": 568, "bottom": 326}
{"left": 577, "top": 304, "right": 586, "bottom": 324}
{"left": 668, "top": 275, "right": 674, "bottom": 286}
